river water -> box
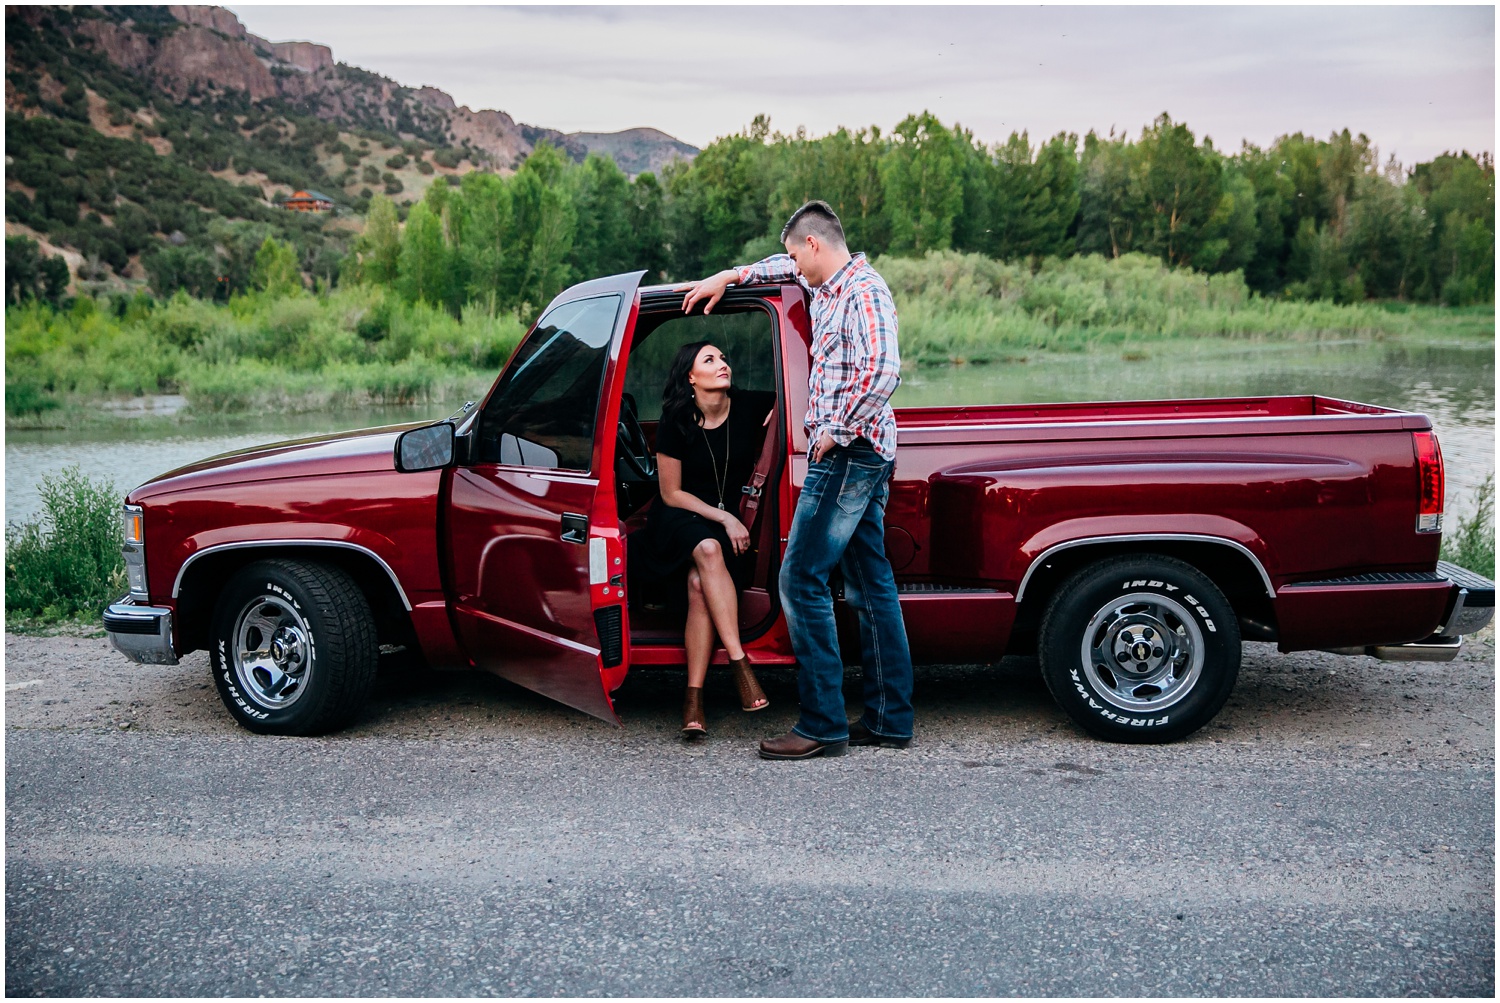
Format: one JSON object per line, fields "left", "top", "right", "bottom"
{"left": 6, "top": 337, "right": 1494, "bottom": 526}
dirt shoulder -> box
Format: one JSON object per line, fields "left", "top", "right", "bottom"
{"left": 5, "top": 626, "right": 1492, "bottom": 762}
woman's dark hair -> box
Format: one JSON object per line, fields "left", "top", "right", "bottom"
{"left": 661, "top": 340, "right": 728, "bottom": 436}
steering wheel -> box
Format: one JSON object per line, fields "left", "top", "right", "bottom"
{"left": 616, "top": 393, "right": 655, "bottom": 480}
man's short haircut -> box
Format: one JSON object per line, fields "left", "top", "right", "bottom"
{"left": 780, "top": 200, "right": 847, "bottom": 249}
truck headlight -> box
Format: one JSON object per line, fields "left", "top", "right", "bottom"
{"left": 122, "top": 504, "right": 148, "bottom": 601}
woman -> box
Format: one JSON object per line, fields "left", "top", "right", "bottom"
{"left": 629, "top": 341, "right": 774, "bottom": 738}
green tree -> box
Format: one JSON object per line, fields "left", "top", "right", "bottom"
{"left": 666, "top": 117, "right": 777, "bottom": 275}
{"left": 568, "top": 153, "right": 634, "bottom": 278}
{"left": 454, "top": 170, "right": 516, "bottom": 311}
{"left": 628, "top": 171, "right": 670, "bottom": 282}
{"left": 980, "top": 131, "right": 1081, "bottom": 261}
{"left": 144, "top": 244, "right": 219, "bottom": 299}
{"left": 1413, "top": 151, "right": 1495, "bottom": 304}
{"left": 251, "top": 236, "right": 303, "bottom": 294}
{"left": 880, "top": 112, "right": 966, "bottom": 254}
{"left": 5, "top": 236, "right": 70, "bottom": 305}
{"left": 350, "top": 194, "right": 401, "bottom": 285}
{"left": 509, "top": 142, "right": 577, "bottom": 311}
{"left": 1131, "top": 115, "right": 1223, "bottom": 267}
{"left": 395, "top": 200, "right": 451, "bottom": 307}
{"left": 1077, "top": 130, "right": 1138, "bottom": 258}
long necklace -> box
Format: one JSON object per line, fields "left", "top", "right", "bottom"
{"left": 700, "top": 414, "right": 730, "bottom": 510}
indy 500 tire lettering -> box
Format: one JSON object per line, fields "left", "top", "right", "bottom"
{"left": 1039, "top": 554, "right": 1241, "bottom": 743}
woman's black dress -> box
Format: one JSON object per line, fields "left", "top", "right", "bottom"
{"left": 629, "top": 390, "right": 775, "bottom": 611}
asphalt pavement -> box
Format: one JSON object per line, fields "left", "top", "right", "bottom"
{"left": 5, "top": 631, "right": 1495, "bottom": 996}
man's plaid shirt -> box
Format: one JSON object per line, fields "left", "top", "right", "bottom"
{"left": 735, "top": 252, "right": 902, "bottom": 460}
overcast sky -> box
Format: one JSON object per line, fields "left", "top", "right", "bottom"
{"left": 226, "top": 4, "right": 1494, "bottom": 166}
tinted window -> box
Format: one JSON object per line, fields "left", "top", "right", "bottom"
{"left": 477, "top": 295, "right": 621, "bottom": 470}
{"left": 624, "top": 308, "right": 776, "bottom": 421}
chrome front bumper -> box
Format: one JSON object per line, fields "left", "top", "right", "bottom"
{"left": 103, "top": 598, "right": 178, "bottom": 665}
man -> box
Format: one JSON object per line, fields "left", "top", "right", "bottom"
{"left": 682, "top": 200, "right": 914, "bottom": 760}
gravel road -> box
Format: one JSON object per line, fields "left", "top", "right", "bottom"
{"left": 6, "top": 628, "right": 1494, "bottom": 996}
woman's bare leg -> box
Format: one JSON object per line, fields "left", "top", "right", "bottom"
{"left": 684, "top": 570, "right": 714, "bottom": 690}
{"left": 692, "top": 539, "right": 745, "bottom": 661}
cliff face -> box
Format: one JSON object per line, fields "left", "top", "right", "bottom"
{"left": 69, "top": 6, "right": 543, "bottom": 167}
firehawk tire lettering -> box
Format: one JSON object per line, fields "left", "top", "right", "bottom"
{"left": 1042, "top": 554, "right": 1241, "bottom": 743}
{"left": 209, "top": 558, "right": 378, "bottom": 736}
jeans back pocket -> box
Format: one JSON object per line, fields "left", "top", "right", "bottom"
{"left": 835, "top": 454, "right": 890, "bottom": 515}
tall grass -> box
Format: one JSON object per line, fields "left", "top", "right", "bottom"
{"left": 5, "top": 466, "right": 126, "bottom": 625}
{"left": 5, "top": 284, "right": 525, "bottom": 417}
{"left": 4, "top": 256, "right": 1493, "bottom": 419}
{"left": 875, "top": 251, "right": 1482, "bottom": 365}
{"left": 1442, "top": 475, "right": 1496, "bottom": 578}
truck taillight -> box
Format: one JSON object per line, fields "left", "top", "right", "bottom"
{"left": 1413, "top": 430, "right": 1444, "bottom": 533}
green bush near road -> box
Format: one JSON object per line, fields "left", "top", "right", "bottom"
{"left": 5, "top": 466, "right": 126, "bottom": 626}
{"left": 1442, "top": 475, "right": 1496, "bottom": 579}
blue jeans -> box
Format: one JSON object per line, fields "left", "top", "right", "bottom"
{"left": 779, "top": 439, "right": 914, "bottom": 742}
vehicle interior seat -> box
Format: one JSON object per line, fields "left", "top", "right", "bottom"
{"left": 619, "top": 304, "right": 782, "bottom": 642}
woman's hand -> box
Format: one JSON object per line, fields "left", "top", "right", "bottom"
{"left": 719, "top": 512, "right": 751, "bottom": 556}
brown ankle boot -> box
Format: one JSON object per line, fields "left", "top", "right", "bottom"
{"left": 681, "top": 687, "right": 706, "bottom": 738}
{"left": 730, "top": 656, "right": 769, "bottom": 712}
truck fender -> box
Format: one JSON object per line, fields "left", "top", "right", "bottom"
{"left": 1014, "top": 518, "right": 1276, "bottom": 603}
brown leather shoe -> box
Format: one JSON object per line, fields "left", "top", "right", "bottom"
{"left": 758, "top": 730, "right": 848, "bottom": 760}
{"left": 730, "top": 655, "right": 769, "bottom": 712}
{"left": 681, "top": 687, "right": 706, "bottom": 738}
{"left": 848, "top": 719, "right": 911, "bottom": 749}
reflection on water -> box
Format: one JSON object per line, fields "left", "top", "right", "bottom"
{"left": 6, "top": 338, "right": 1495, "bottom": 525}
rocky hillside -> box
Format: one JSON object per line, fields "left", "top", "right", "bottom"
{"left": 4, "top": 4, "right": 697, "bottom": 293}
{"left": 31, "top": 5, "right": 697, "bottom": 173}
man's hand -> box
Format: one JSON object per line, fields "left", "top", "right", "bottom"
{"left": 809, "top": 431, "right": 836, "bottom": 463}
{"left": 680, "top": 269, "right": 738, "bottom": 314}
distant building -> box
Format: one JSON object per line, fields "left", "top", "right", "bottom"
{"left": 283, "top": 190, "right": 336, "bottom": 213}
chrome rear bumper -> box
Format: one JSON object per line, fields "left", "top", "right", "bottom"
{"left": 1319, "top": 562, "right": 1491, "bottom": 663}
{"left": 1437, "top": 560, "right": 1494, "bottom": 636}
{"left": 103, "top": 598, "right": 178, "bottom": 665}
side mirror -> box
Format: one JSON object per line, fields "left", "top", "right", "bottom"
{"left": 395, "top": 422, "right": 455, "bottom": 472}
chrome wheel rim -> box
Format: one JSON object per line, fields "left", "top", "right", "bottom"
{"left": 232, "top": 594, "right": 312, "bottom": 709}
{"left": 1079, "top": 592, "right": 1203, "bottom": 713}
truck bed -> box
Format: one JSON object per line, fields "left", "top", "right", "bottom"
{"left": 894, "top": 395, "right": 1428, "bottom": 446}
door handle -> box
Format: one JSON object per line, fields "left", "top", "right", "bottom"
{"left": 560, "top": 512, "right": 588, "bottom": 545}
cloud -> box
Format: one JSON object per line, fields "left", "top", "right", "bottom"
{"left": 225, "top": 5, "right": 1493, "bottom": 162}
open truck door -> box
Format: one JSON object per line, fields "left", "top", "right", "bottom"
{"left": 446, "top": 272, "right": 644, "bottom": 723}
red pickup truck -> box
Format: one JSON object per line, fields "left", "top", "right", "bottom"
{"left": 104, "top": 271, "right": 1494, "bottom": 742}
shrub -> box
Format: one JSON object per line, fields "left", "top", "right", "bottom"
{"left": 385, "top": 153, "right": 409, "bottom": 170}
{"left": 5, "top": 466, "right": 126, "bottom": 622}
{"left": 6, "top": 236, "right": 71, "bottom": 306}
{"left": 1442, "top": 475, "right": 1495, "bottom": 577}
{"left": 5, "top": 374, "right": 61, "bottom": 418}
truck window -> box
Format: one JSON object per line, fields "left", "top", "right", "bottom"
{"left": 476, "top": 294, "right": 621, "bottom": 471}
{"left": 625, "top": 307, "right": 776, "bottom": 421}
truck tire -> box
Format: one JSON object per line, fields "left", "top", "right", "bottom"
{"left": 1038, "top": 555, "right": 1240, "bottom": 743}
{"left": 209, "top": 558, "right": 379, "bottom": 736}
